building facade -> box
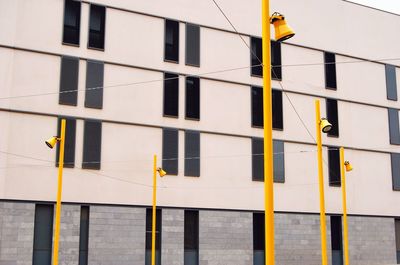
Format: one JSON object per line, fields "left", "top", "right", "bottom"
{"left": 0, "top": 0, "right": 400, "bottom": 264}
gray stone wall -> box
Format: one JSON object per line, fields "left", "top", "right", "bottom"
{"left": 58, "top": 204, "right": 80, "bottom": 265}
{"left": 274, "top": 213, "right": 331, "bottom": 265}
{"left": 87, "top": 205, "right": 146, "bottom": 265}
{"left": 162, "top": 209, "right": 184, "bottom": 265}
{"left": 199, "top": 210, "right": 252, "bottom": 265}
{"left": 0, "top": 202, "right": 35, "bottom": 265}
{"left": 348, "top": 216, "right": 397, "bottom": 265}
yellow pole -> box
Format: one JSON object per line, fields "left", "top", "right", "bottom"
{"left": 151, "top": 154, "right": 157, "bottom": 265}
{"left": 315, "top": 100, "right": 328, "bottom": 265}
{"left": 340, "top": 147, "right": 349, "bottom": 265}
{"left": 52, "top": 118, "right": 66, "bottom": 265}
{"left": 261, "top": 1, "right": 274, "bottom": 265}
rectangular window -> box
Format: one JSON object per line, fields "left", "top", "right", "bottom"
{"left": 59, "top": 56, "right": 79, "bottom": 106}
{"left": 273, "top": 140, "right": 285, "bottom": 183}
{"left": 250, "top": 37, "right": 262, "bottom": 77}
{"left": 253, "top": 213, "right": 265, "bottom": 265}
{"left": 389, "top": 108, "right": 400, "bottom": 145}
{"left": 184, "top": 210, "right": 199, "bottom": 265}
{"left": 251, "top": 87, "right": 283, "bottom": 130}
{"left": 271, "top": 41, "right": 282, "bottom": 80}
{"left": 395, "top": 219, "right": 400, "bottom": 263}
{"left": 328, "top": 147, "right": 341, "bottom": 186}
{"left": 186, "top": 24, "right": 200, "bottom": 67}
{"left": 185, "top": 131, "right": 200, "bottom": 177}
{"left": 324, "top": 52, "right": 337, "bottom": 90}
{"left": 272, "top": 89, "right": 283, "bottom": 129}
{"left": 56, "top": 117, "right": 76, "bottom": 168}
{"left": 82, "top": 120, "right": 102, "bottom": 170}
{"left": 250, "top": 38, "right": 282, "bottom": 80}
{"left": 164, "top": 19, "right": 179, "bottom": 62}
{"left": 33, "top": 204, "right": 54, "bottom": 265}
{"left": 185, "top": 76, "right": 200, "bottom": 120}
{"left": 252, "top": 138, "right": 285, "bottom": 182}
{"left": 326, "top": 98, "right": 339, "bottom": 137}
{"left": 145, "top": 208, "right": 161, "bottom": 265}
{"left": 162, "top": 128, "right": 178, "bottom": 175}
{"left": 88, "top": 4, "right": 106, "bottom": 50}
{"left": 163, "top": 73, "right": 179, "bottom": 117}
{"left": 79, "top": 206, "right": 89, "bottom": 265}
{"left": 386, "top": 65, "right": 398, "bottom": 101}
{"left": 63, "top": 0, "right": 81, "bottom": 45}
{"left": 391, "top": 153, "right": 400, "bottom": 191}
{"left": 85, "top": 60, "right": 104, "bottom": 109}
{"left": 330, "top": 215, "right": 343, "bottom": 265}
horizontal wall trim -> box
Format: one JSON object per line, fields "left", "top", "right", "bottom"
{"left": 0, "top": 198, "right": 398, "bottom": 219}
{"left": 82, "top": 0, "right": 400, "bottom": 66}
{"left": 0, "top": 44, "right": 399, "bottom": 113}
{"left": 0, "top": 107, "right": 395, "bottom": 155}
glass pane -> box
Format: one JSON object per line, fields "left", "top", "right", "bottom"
{"left": 253, "top": 250, "right": 264, "bottom": 265}
{"left": 184, "top": 250, "right": 199, "bottom": 265}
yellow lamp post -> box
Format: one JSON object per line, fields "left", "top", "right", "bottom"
{"left": 44, "top": 118, "right": 66, "bottom": 265}
{"left": 151, "top": 154, "right": 166, "bottom": 265}
{"left": 314, "top": 100, "right": 332, "bottom": 265}
{"left": 261, "top": 2, "right": 294, "bottom": 264}
{"left": 340, "top": 147, "right": 353, "bottom": 265}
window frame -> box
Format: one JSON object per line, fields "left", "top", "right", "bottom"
{"left": 324, "top": 51, "right": 337, "bottom": 90}
{"left": 82, "top": 119, "right": 102, "bottom": 170}
{"left": 163, "top": 72, "right": 179, "bottom": 118}
{"left": 328, "top": 147, "right": 341, "bottom": 187}
{"left": 87, "top": 3, "right": 106, "bottom": 51}
{"left": 59, "top": 56, "right": 79, "bottom": 106}
{"left": 164, "top": 18, "right": 180, "bottom": 63}
{"left": 326, "top": 98, "right": 339, "bottom": 137}
{"left": 185, "top": 23, "right": 200, "bottom": 67}
{"left": 62, "top": 0, "right": 81, "bottom": 46}
{"left": 185, "top": 76, "right": 200, "bottom": 120}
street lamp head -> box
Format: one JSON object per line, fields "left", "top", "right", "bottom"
{"left": 344, "top": 161, "right": 353, "bottom": 172}
{"left": 157, "top": 167, "right": 167, "bottom": 177}
{"left": 320, "top": 118, "right": 332, "bottom": 133}
{"left": 270, "top": 12, "right": 295, "bottom": 42}
{"left": 45, "top": 136, "right": 60, "bottom": 149}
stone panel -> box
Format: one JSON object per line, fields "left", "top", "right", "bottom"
{"left": 162, "top": 209, "right": 184, "bottom": 265}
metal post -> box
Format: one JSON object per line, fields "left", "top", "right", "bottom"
{"left": 261, "top": 1, "right": 275, "bottom": 264}
{"left": 315, "top": 100, "right": 328, "bottom": 265}
{"left": 151, "top": 154, "right": 157, "bottom": 265}
{"left": 52, "top": 118, "right": 66, "bottom": 265}
{"left": 340, "top": 147, "right": 349, "bottom": 265}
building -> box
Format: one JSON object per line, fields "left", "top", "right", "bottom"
{"left": 0, "top": 0, "right": 400, "bottom": 264}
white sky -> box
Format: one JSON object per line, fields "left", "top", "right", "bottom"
{"left": 348, "top": 0, "right": 400, "bottom": 14}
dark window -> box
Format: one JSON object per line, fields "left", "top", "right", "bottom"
{"left": 162, "top": 128, "right": 178, "bottom": 175}
{"left": 186, "top": 77, "right": 200, "bottom": 120}
{"left": 33, "top": 204, "right": 54, "bottom": 265}
{"left": 271, "top": 41, "right": 282, "bottom": 80}
{"left": 253, "top": 213, "right": 265, "bottom": 265}
{"left": 186, "top": 24, "right": 200, "bottom": 67}
{"left": 85, "top": 60, "right": 104, "bottom": 109}
{"left": 324, "top": 52, "right": 337, "bottom": 90}
{"left": 326, "top": 98, "right": 339, "bottom": 137}
{"left": 79, "top": 206, "right": 89, "bottom": 265}
{"left": 164, "top": 19, "right": 179, "bottom": 62}
{"left": 185, "top": 131, "right": 200, "bottom": 177}
{"left": 250, "top": 37, "right": 262, "bottom": 77}
{"left": 389, "top": 108, "right": 400, "bottom": 145}
{"left": 386, "top": 65, "right": 398, "bottom": 101}
{"left": 328, "top": 147, "right": 341, "bottom": 186}
{"left": 251, "top": 87, "right": 283, "bottom": 130}
{"left": 163, "top": 73, "right": 179, "bottom": 117}
{"left": 82, "top": 120, "right": 102, "bottom": 170}
{"left": 330, "top": 216, "right": 343, "bottom": 265}
{"left": 88, "top": 5, "right": 106, "bottom": 50}
{"left": 272, "top": 90, "right": 283, "bottom": 129}
{"left": 184, "top": 210, "right": 199, "bottom": 265}
{"left": 56, "top": 117, "right": 76, "bottom": 168}
{"left": 63, "top": 0, "right": 81, "bottom": 45}
{"left": 252, "top": 138, "right": 284, "bottom": 182}
{"left": 395, "top": 219, "right": 400, "bottom": 263}
{"left": 273, "top": 140, "right": 285, "bottom": 183}
{"left": 59, "top": 56, "right": 79, "bottom": 106}
{"left": 145, "top": 208, "right": 161, "bottom": 265}
{"left": 391, "top": 153, "right": 400, "bottom": 191}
